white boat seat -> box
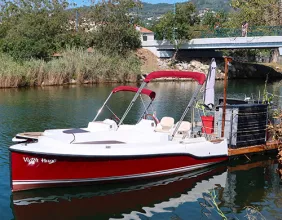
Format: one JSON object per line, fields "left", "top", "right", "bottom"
{"left": 173, "top": 121, "right": 191, "bottom": 137}
{"left": 155, "top": 117, "right": 174, "bottom": 132}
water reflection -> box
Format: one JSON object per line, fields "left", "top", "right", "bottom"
{"left": 12, "top": 166, "right": 227, "bottom": 220}
{"left": 0, "top": 80, "right": 282, "bottom": 219}
{"left": 11, "top": 158, "right": 282, "bottom": 220}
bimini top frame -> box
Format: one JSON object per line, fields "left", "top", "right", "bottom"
{"left": 144, "top": 71, "right": 206, "bottom": 85}
{"left": 93, "top": 86, "right": 156, "bottom": 122}
{"left": 118, "top": 71, "right": 206, "bottom": 139}
{"left": 112, "top": 86, "right": 156, "bottom": 100}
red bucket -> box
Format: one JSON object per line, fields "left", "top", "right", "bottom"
{"left": 201, "top": 115, "right": 214, "bottom": 134}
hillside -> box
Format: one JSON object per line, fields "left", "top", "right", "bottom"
{"left": 74, "top": 1, "right": 232, "bottom": 26}
{"left": 190, "top": 0, "right": 232, "bottom": 11}
{"left": 140, "top": 0, "right": 232, "bottom": 24}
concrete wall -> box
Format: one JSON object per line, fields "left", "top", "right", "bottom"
{"left": 141, "top": 33, "right": 154, "bottom": 42}
{"left": 144, "top": 46, "right": 174, "bottom": 58}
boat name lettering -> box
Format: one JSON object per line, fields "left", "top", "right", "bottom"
{"left": 23, "top": 157, "right": 56, "bottom": 165}
{"left": 23, "top": 157, "right": 38, "bottom": 165}
{"left": 41, "top": 158, "right": 56, "bottom": 164}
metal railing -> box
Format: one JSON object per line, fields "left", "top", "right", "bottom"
{"left": 194, "top": 26, "right": 282, "bottom": 38}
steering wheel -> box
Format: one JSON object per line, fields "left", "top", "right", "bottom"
{"left": 110, "top": 114, "right": 120, "bottom": 124}
{"left": 143, "top": 114, "right": 159, "bottom": 126}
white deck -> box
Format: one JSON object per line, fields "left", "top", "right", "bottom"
{"left": 10, "top": 118, "right": 228, "bottom": 158}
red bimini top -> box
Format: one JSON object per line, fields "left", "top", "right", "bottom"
{"left": 112, "top": 86, "right": 156, "bottom": 100}
{"left": 144, "top": 71, "right": 206, "bottom": 85}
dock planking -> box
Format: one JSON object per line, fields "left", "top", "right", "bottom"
{"left": 228, "top": 140, "right": 281, "bottom": 156}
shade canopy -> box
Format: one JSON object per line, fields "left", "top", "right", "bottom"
{"left": 112, "top": 86, "right": 156, "bottom": 100}
{"left": 144, "top": 71, "right": 206, "bottom": 85}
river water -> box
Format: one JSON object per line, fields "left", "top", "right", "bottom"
{"left": 0, "top": 80, "right": 282, "bottom": 219}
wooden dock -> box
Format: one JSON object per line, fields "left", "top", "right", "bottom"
{"left": 228, "top": 141, "right": 281, "bottom": 157}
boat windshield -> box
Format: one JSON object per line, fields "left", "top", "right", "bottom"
{"left": 93, "top": 86, "right": 156, "bottom": 124}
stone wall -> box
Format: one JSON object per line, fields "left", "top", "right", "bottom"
{"left": 157, "top": 58, "right": 282, "bottom": 80}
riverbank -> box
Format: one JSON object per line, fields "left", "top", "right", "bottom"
{"left": 267, "top": 109, "right": 282, "bottom": 180}
{"left": 1, "top": 48, "right": 282, "bottom": 88}
{"left": 0, "top": 48, "right": 140, "bottom": 88}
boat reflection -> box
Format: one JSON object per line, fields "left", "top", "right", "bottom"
{"left": 12, "top": 166, "right": 227, "bottom": 219}
{"left": 12, "top": 159, "right": 280, "bottom": 220}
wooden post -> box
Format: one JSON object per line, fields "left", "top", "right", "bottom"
{"left": 221, "top": 57, "right": 232, "bottom": 137}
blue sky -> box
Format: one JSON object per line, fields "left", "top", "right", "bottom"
{"left": 72, "top": 0, "right": 188, "bottom": 7}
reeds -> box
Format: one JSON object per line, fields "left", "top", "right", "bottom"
{"left": 267, "top": 109, "right": 282, "bottom": 179}
{"left": 0, "top": 48, "right": 141, "bottom": 88}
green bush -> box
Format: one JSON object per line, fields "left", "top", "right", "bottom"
{"left": 0, "top": 0, "right": 84, "bottom": 60}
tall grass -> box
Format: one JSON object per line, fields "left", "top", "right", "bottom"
{"left": 0, "top": 48, "right": 141, "bottom": 88}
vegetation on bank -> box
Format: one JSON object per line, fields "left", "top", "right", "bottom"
{"left": 267, "top": 109, "right": 282, "bottom": 179}
{"left": 0, "top": 0, "right": 142, "bottom": 88}
{"left": 0, "top": 48, "right": 140, "bottom": 88}
{"left": 0, "top": 0, "right": 282, "bottom": 88}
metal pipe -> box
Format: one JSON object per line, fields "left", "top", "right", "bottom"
{"left": 105, "top": 105, "right": 120, "bottom": 121}
{"left": 172, "top": 84, "right": 202, "bottom": 140}
{"left": 173, "top": 1, "right": 176, "bottom": 42}
{"left": 191, "top": 106, "right": 194, "bottom": 135}
{"left": 140, "top": 95, "right": 148, "bottom": 114}
{"left": 265, "top": 105, "right": 269, "bottom": 142}
{"left": 221, "top": 57, "right": 231, "bottom": 137}
{"left": 229, "top": 109, "right": 234, "bottom": 146}
{"left": 93, "top": 92, "right": 113, "bottom": 121}
{"left": 117, "top": 82, "right": 147, "bottom": 128}
{"left": 75, "top": 10, "right": 79, "bottom": 32}
{"left": 138, "top": 100, "right": 153, "bottom": 123}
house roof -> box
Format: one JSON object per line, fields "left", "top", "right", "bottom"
{"left": 135, "top": 25, "right": 154, "bottom": 33}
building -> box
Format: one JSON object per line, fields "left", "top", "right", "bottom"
{"left": 135, "top": 25, "right": 155, "bottom": 42}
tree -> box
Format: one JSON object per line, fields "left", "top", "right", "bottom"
{"left": 0, "top": 0, "right": 84, "bottom": 60}
{"left": 228, "top": 0, "right": 280, "bottom": 27}
{"left": 153, "top": 2, "right": 199, "bottom": 60}
{"left": 201, "top": 10, "right": 228, "bottom": 29}
{"left": 228, "top": 0, "right": 280, "bottom": 62}
{"left": 87, "top": 0, "right": 142, "bottom": 56}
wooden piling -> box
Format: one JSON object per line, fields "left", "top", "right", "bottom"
{"left": 221, "top": 57, "right": 232, "bottom": 137}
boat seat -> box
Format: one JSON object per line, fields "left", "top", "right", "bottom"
{"left": 173, "top": 121, "right": 192, "bottom": 137}
{"left": 155, "top": 117, "right": 174, "bottom": 132}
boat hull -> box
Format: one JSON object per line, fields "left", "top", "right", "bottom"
{"left": 10, "top": 151, "right": 228, "bottom": 191}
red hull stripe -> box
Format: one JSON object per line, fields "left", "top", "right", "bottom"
{"left": 11, "top": 151, "right": 227, "bottom": 191}
{"left": 13, "top": 161, "right": 220, "bottom": 186}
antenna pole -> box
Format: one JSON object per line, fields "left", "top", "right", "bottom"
{"left": 75, "top": 10, "right": 79, "bottom": 32}
{"left": 173, "top": 1, "right": 176, "bottom": 42}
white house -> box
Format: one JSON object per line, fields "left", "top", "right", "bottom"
{"left": 135, "top": 25, "right": 155, "bottom": 42}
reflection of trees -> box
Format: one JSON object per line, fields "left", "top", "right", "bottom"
{"left": 147, "top": 82, "right": 196, "bottom": 121}
{"left": 220, "top": 160, "right": 278, "bottom": 214}
{"left": 270, "top": 80, "right": 282, "bottom": 109}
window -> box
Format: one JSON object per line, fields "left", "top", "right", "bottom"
{"left": 143, "top": 35, "right": 148, "bottom": 41}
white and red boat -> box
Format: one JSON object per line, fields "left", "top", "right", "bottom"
{"left": 9, "top": 71, "right": 228, "bottom": 192}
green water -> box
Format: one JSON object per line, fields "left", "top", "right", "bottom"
{"left": 0, "top": 80, "right": 282, "bottom": 219}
